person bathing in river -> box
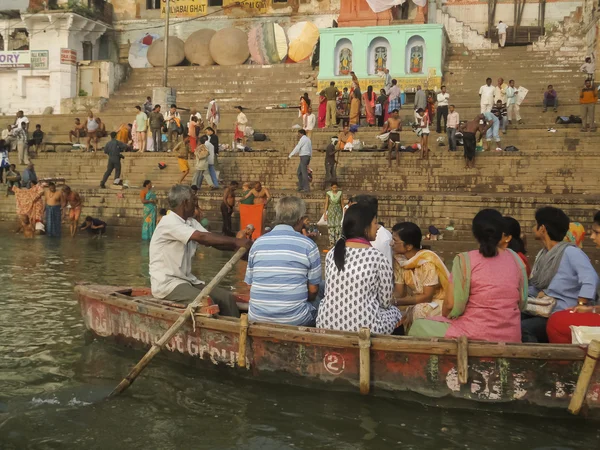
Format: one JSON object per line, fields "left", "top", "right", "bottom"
{"left": 80, "top": 216, "right": 107, "bottom": 239}
{"left": 245, "top": 196, "right": 322, "bottom": 326}
{"left": 391, "top": 222, "right": 450, "bottom": 333}
{"left": 45, "top": 182, "right": 63, "bottom": 238}
{"left": 409, "top": 209, "right": 528, "bottom": 342}
{"left": 221, "top": 181, "right": 239, "bottom": 237}
{"left": 61, "top": 186, "right": 83, "bottom": 238}
{"left": 149, "top": 185, "right": 250, "bottom": 316}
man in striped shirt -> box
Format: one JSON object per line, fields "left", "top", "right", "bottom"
{"left": 245, "top": 196, "right": 322, "bottom": 326}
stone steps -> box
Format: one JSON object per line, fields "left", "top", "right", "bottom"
{"left": 1, "top": 187, "right": 598, "bottom": 244}
{"left": 9, "top": 149, "right": 600, "bottom": 197}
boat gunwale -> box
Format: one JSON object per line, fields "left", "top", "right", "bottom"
{"left": 75, "top": 285, "right": 589, "bottom": 362}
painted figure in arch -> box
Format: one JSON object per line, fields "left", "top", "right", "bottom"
{"left": 375, "top": 46, "right": 387, "bottom": 73}
{"left": 410, "top": 45, "right": 423, "bottom": 73}
{"left": 339, "top": 48, "right": 352, "bottom": 75}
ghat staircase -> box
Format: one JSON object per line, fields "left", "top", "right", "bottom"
{"left": 0, "top": 46, "right": 597, "bottom": 242}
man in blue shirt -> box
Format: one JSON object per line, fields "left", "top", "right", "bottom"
{"left": 288, "top": 129, "right": 312, "bottom": 193}
{"left": 522, "top": 206, "right": 599, "bottom": 342}
{"left": 245, "top": 196, "right": 322, "bottom": 326}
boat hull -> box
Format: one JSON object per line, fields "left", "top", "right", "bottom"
{"left": 75, "top": 284, "right": 600, "bottom": 418}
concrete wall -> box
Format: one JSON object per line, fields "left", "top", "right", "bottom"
{"left": 443, "top": 0, "right": 582, "bottom": 34}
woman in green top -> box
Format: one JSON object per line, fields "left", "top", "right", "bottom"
{"left": 324, "top": 182, "right": 343, "bottom": 247}
{"left": 239, "top": 182, "right": 255, "bottom": 205}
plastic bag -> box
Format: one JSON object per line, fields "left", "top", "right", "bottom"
{"left": 317, "top": 214, "right": 328, "bottom": 226}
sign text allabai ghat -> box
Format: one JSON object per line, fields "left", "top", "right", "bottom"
{"left": 161, "top": 0, "right": 208, "bottom": 18}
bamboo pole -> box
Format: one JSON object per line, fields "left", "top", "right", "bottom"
{"left": 162, "top": 0, "right": 170, "bottom": 87}
{"left": 109, "top": 247, "right": 248, "bottom": 398}
{"left": 568, "top": 340, "right": 600, "bottom": 415}
{"left": 457, "top": 335, "right": 469, "bottom": 385}
{"left": 238, "top": 313, "right": 249, "bottom": 368}
{"left": 359, "top": 327, "right": 371, "bottom": 395}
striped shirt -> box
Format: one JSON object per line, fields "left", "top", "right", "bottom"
{"left": 245, "top": 224, "right": 322, "bottom": 325}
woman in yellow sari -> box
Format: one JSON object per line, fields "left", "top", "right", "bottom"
{"left": 349, "top": 90, "right": 361, "bottom": 126}
{"left": 390, "top": 222, "right": 450, "bottom": 332}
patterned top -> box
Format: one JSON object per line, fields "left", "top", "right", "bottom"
{"left": 245, "top": 225, "right": 322, "bottom": 326}
{"left": 317, "top": 247, "right": 402, "bottom": 335}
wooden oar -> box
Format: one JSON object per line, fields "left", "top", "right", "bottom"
{"left": 109, "top": 247, "right": 248, "bottom": 398}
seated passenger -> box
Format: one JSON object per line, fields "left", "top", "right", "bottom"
{"left": 391, "top": 222, "right": 450, "bottom": 332}
{"left": 245, "top": 196, "right": 321, "bottom": 326}
{"left": 353, "top": 194, "right": 393, "bottom": 266}
{"left": 409, "top": 209, "right": 528, "bottom": 342}
{"left": 547, "top": 211, "right": 600, "bottom": 343}
{"left": 502, "top": 216, "right": 531, "bottom": 276}
{"left": 317, "top": 203, "right": 401, "bottom": 335}
{"left": 522, "top": 207, "right": 599, "bottom": 343}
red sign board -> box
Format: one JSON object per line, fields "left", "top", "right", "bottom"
{"left": 60, "top": 48, "right": 77, "bottom": 65}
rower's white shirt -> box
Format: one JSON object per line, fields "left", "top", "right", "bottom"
{"left": 497, "top": 22, "right": 508, "bottom": 34}
{"left": 149, "top": 212, "right": 207, "bottom": 299}
{"left": 371, "top": 225, "right": 393, "bottom": 267}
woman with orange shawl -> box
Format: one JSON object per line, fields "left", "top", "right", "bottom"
{"left": 14, "top": 181, "right": 45, "bottom": 231}
{"left": 390, "top": 222, "right": 450, "bottom": 332}
{"left": 362, "top": 86, "right": 376, "bottom": 126}
{"left": 349, "top": 90, "right": 361, "bottom": 126}
{"left": 300, "top": 93, "right": 311, "bottom": 129}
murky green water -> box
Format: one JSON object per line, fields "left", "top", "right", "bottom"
{"left": 1, "top": 234, "right": 599, "bottom": 449}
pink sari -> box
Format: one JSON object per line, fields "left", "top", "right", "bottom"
{"left": 362, "top": 92, "right": 376, "bottom": 125}
{"left": 318, "top": 95, "right": 327, "bottom": 129}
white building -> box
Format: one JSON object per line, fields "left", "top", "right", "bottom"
{"left": 0, "top": 0, "right": 114, "bottom": 115}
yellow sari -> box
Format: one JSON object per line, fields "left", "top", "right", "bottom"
{"left": 394, "top": 250, "right": 450, "bottom": 330}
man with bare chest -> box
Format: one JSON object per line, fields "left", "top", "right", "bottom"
{"left": 460, "top": 114, "right": 489, "bottom": 169}
{"left": 45, "top": 182, "right": 63, "bottom": 237}
{"left": 61, "top": 185, "right": 83, "bottom": 237}
{"left": 382, "top": 109, "right": 402, "bottom": 167}
{"left": 221, "top": 181, "right": 239, "bottom": 236}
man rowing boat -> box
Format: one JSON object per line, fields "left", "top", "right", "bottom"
{"left": 149, "top": 185, "right": 251, "bottom": 316}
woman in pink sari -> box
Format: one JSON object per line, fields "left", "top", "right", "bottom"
{"left": 362, "top": 86, "right": 376, "bottom": 126}
{"left": 318, "top": 95, "right": 327, "bottom": 129}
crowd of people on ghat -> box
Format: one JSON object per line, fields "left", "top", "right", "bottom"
{"left": 146, "top": 182, "right": 600, "bottom": 345}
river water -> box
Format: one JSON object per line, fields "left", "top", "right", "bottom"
{"left": 1, "top": 234, "right": 599, "bottom": 449}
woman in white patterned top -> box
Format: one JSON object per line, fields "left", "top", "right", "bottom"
{"left": 316, "top": 203, "right": 402, "bottom": 335}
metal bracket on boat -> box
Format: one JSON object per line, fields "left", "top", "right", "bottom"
{"left": 359, "top": 327, "right": 371, "bottom": 395}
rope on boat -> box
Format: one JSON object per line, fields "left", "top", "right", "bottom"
{"left": 188, "top": 304, "right": 198, "bottom": 332}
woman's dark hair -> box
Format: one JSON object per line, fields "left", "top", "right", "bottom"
{"left": 353, "top": 90, "right": 361, "bottom": 99}
{"left": 143, "top": 179, "right": 152, "bottom": 187}
{"left": 503, "top": 216, "right": 526, "bottom": 254}
{"left": 367, "top": 85, "right": 373, "bottom": 101}
{"left": 534, "top": 206, "right": 570, "bottom": 242}
{"left": 330, "top": 181, "right": 338, "bottom": 187}
{"left": 334, "top": 203, "right": 377, "bottom": 271}
{"left": 392, "top": 222, "right": 422, "bottom": 249}
{"left": 302, "top": 92, "right": 311, "bottom": 106}
{"left": 472, "top": 209, "right": 504, "bottom": 257}
{"left": 159, "top": 208, "right": 167, "bottom": 216}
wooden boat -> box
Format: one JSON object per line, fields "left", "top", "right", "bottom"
{"left": 75, "top": 284, "right": 600, "bottom": 418}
